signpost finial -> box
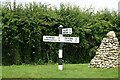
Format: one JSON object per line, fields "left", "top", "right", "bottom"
{"left": 59, "top": 25, "right": 63, "bottom": 28}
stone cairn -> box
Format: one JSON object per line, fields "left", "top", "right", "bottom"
{"left": 89, "top": 31, "right": 120, "bottom": 68}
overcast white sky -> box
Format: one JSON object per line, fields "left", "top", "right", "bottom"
{"left": 2, "top": 0, "right": 120, "bottom": 11}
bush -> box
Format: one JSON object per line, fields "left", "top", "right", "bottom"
{"left": 1, "top": 2, "right": 120, "bottom": 65}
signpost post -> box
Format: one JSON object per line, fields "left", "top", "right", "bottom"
{"left": 43, "top": 25, "right": 79, "bottom": 70}
{"left": 58, "top": 25, "right": 63, "bottom": 70}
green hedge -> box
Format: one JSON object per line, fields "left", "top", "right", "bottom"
{"left": 1, "top": 2, "right": 120, "bottom": 65}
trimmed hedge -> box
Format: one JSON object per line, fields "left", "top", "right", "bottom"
{"left": 1, "top": 2, "right": 120, "bottom": 65}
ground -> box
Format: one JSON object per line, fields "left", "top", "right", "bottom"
{"left": 2, "top": 64, "right": 118, "bottom": 78}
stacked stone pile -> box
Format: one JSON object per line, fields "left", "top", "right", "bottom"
{"left": 89, "top": 31, "right": 120, "bottom": 68}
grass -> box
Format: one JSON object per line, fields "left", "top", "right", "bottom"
{"left": 2, "top": 64, "right": 118, "bottom": 78}
{"left": 0, "top": 66, "right": 1, "bottom": 79}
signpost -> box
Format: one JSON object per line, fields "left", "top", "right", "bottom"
{"left": 43, "top": 25, "right": 79, "bottom": 70}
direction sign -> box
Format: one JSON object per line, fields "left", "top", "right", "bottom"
{"left": 62, "top": 37, "right": 79, "bottom": 43}
{"left": 43, "top": 36, "right": 79, "bottom": 43}
{"left": 43, "top": 36, "right": 60, "bottom": 42}
{"left": 62, "top": 28, "right": 72, "bottom": 34}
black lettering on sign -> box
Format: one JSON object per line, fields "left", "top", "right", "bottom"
{"left": 75, "top": 38, "right": 77, "bottom": 42}
{"left": 58, "top": 37, "right": 60, "bottom": 41}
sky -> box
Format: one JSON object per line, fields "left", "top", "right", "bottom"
{"left": 1, "top": 0, "right": 120, "bottom": 11}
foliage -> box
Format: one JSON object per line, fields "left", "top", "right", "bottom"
{"left": 1, "top": 2, "right": 120, "bottom": 65}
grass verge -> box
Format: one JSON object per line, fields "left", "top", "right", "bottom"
{"left": 2, "top": 64, "right": 118, "bottom": 78}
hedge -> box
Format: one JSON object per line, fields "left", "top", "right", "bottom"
{"left": 1, "top": 2, "right": 120, "bottom": 65}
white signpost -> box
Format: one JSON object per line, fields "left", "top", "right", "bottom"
{"left": 43, "top": 25, "right": 79, "bottom": 70}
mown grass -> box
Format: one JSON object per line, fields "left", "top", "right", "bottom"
{"left": 2, "top": 64, "right": 118, "bottom": 78}
{"left": 0, "top": 66, "right": 1, "bottom": 79}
